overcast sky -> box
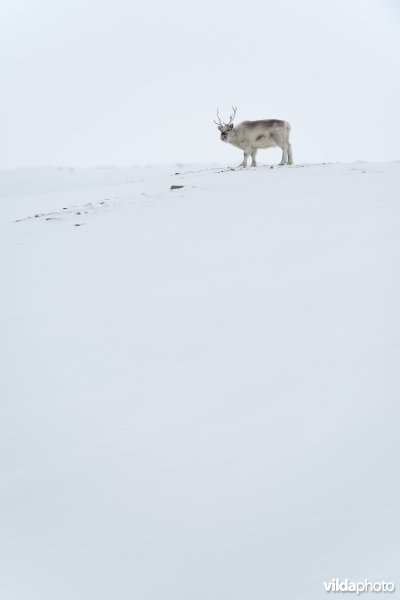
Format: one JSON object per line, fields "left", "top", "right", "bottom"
{"left": 1, "top": 0, "right": 399, "bottom": 168}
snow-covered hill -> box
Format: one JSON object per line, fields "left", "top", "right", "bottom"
{"left": 1, "top": 162, "right": 400, "bottom": 600}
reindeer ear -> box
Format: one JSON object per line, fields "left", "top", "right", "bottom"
{"left": 229, "top": 123, "right": 233, "bottom": 129}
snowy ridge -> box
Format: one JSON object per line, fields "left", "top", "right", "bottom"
{"left": 1, "top": 161, "right": 400, "bottom": 600}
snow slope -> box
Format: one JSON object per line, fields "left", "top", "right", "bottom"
{"left": 1, "top": 162, "right": 400, "bottom": 600}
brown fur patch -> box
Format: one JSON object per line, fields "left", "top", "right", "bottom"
{"left": 243, "top": 119, "right": 286, "bottom": 128}
{"left": 256, "top": 134, "right": 266, "bottom": 141}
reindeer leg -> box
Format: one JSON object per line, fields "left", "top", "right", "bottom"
{"left": 239, "top": 151, "right": 249, "bottom": 168}
{"left": 287, "top": 143, "right": 293, "bottom": 165}
{"left": 279, "top": 145, "right": 288, "bottom": 165}
{"left": 250, "top": 149, "right": 258, "bottom": 167}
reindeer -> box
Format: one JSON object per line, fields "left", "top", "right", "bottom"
{"left": 215, "top": 107, "right": 293, "bottom": 167}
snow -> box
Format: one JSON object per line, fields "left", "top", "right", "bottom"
{"left": 1, "top": 161, "right": 400, "bottom": 600}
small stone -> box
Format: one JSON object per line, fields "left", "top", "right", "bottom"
{"left": 170, "top": 185, "right": 184, "bottom": 190}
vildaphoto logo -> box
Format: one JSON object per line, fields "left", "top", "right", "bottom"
{"left": 324, "top": 579, "right": 396, "bottom": 595}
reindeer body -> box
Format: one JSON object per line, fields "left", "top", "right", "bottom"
{"left": 215, "top": 108, "right": 293, "bottom": 167}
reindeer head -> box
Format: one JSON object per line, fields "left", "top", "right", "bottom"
{"left": 214, "top": 106, "right": 237, "bottom": 142}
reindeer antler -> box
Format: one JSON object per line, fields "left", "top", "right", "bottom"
{"left": 214, "top": 106, "right": 237, "bottom": 127}
{"left": 214, "top": 108, "right": 223, "bottom": 127}
{"left": 227, "top": 106, "right": 237, "bottom": 125}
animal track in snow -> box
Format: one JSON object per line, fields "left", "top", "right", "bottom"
{"left": 14, "top": 197, "right": 115, "bottom": 225}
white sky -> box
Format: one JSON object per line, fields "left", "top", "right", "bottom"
{"left": 1, "top": 0, "right": 399, "bottom": 167}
